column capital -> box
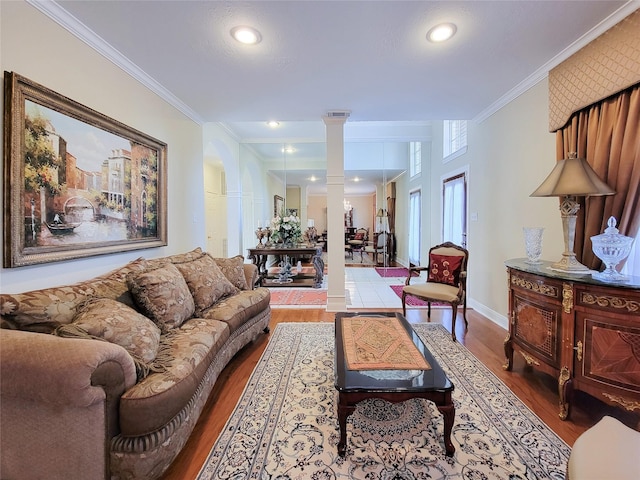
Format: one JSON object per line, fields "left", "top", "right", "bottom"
{"left": 323, "top": 111, "right": 351, "bottom": 126}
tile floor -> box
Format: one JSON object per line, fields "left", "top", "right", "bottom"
{"left": 268, "top": 266, "right": 428, "bottom": 309}
{"left": 344, "top": 267, "right": 426, "bottom": 309}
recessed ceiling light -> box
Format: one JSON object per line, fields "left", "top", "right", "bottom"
{"left": 267, "top": 121, "right": 280, "bottom": 128}
{"left": 427, "top": 23, "right": 457, "bottom": 43}
{"left": 230, "top": 26, "right": 262, "bottom": 45}
{"left": 281, "top": 146, "right": 295, "bottom": 154}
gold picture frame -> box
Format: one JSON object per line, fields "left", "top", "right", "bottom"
{"left": 274, "top": 194, "right": 284, "bottom": 217}
{"left": 3, "top": 71, "right": 168, "bottom": 267}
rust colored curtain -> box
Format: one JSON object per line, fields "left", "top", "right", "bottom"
{"left": 387, "top": 196, "right": 396, "bottom": 261}
{"left": 555, "top": 83, "right": 640, "bottom": 270}
{"left": 386, "top": 197, "right": 396, "bottom": 233}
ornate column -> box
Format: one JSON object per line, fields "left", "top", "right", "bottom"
{"left": 324, "top": 112, "right": 349, "bottom": 311}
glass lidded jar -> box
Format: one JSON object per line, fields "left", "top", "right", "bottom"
{"left": 590, "top": 216, "right": 633, "bottom": 282}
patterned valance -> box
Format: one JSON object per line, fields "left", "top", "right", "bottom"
{"left": 548, "top": 10, "right": 640, "bottom": 132}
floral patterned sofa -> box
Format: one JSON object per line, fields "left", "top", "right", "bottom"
{"left": 0, "top": 248, "right": 271, "bottom": 480}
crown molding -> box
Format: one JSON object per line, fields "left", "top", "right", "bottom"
{"left": 27, "top": 0, "right": 204, "bottom": 125}
{"left": 474, "top": 1, "right": 640, "bottom": 124}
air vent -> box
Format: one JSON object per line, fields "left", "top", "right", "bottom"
{"left": 326, "top": 110, "right": 351, "bottom": 118}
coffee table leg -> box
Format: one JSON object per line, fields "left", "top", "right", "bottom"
{"left": 437, "top": 402, "right": 456, "bottom": 456}
{"left": 337, "top": 396, "right": 355, "bottom": 457}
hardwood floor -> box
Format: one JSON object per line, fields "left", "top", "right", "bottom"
{"left": 161, "top": 306, "right": 639, "bottom": 480}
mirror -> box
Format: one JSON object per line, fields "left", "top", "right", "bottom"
{"left": 238, "top": 139, "right": 407, "bottom": 267}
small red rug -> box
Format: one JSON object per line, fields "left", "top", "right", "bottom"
{"left": 269, "top": 288, "right": 327, "bottom": 306}
{"left": 390, "top": 285, "right": 444, "bottom": 307}
{"left": 375, "top": 267, "right": 418, "bottom": 278}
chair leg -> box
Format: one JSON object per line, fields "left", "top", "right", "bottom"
{"left": 451, "top": 302, "right": 457, "bottom": 342}
{"left": 462, "top": 297, "right": 468, "bottom": 329}
{"left": 427, "top": 302, "right": 431, "bottom": 320}
{"left": 401, "top": 291, "right": 407, "bottom": 317}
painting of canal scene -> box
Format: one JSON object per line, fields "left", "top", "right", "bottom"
{"left": 3, "top": 72, "right": 167, "bottom": 267}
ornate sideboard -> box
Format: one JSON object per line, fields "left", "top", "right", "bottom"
{"left": 504, "top": 259, "right": 640, "bottom": 420}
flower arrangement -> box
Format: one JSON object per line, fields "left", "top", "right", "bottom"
{"left": 270, "top": 212, "right": 302, "bottom": 246}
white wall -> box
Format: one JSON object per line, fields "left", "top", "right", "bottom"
{"left": 1, "top": 1, "right": 204, "bottom": 293}
{"left": 429, "top": 79, "right": 562, "bottom": 327}
{"left": 346, "top": 194, "right": 375, "bottom": 233}
{"left": 1, "top": 1, "right": 566, "bottom": 323}
{"left": 393, "top": 81, "right": 561, "bottom": 327}
{"left": 307, "top": 195, "right": 328, "bottom": 233}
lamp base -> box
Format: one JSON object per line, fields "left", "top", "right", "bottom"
{"left": 548, "top": 200, "right": 594, "bottom": 275}
{"left": 549, "top": 254, "right": 593, "bottom": 274}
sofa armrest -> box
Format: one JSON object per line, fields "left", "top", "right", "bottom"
{"left": 243, "top": 263, "right": 259, "bottom": 289}
{"left": 1, "top": 328, "right": 137, "bottom": 406}
{"left": 1, "top": 329, "right": 137, "bottom": 479}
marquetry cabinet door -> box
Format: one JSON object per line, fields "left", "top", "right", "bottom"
{"left": 573, "top": 284, "right": 640, "bottom": 414}
{"left": 507, "top": 270, "right": 564, "bottom": 378}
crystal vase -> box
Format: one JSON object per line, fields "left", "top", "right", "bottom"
{"left": 523, "top": 227, "right": 544, "bottom": 265}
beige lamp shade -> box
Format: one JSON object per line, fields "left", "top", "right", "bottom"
{"left": 531, "top": 155, "right": 615, "bottom": 197}
{"left": 530, "top": 153, "right": 615, "bottom": 273}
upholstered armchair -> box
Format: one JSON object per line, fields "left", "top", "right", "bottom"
{"left": 363, "top": 232, "right": 390, "bottom": 264}
{"left": 402, "top": 242, "right": 469, "bottom": 341}
{"left": 347, "top": 228, "right": 369, "bottom": 249}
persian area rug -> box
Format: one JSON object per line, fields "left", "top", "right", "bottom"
{"left": 375, "top": 267, "right": 418, "bottom": 278}
{"left": 268, "top": 288, "right": 327, "bottom": 307}
{"left": 197, "top": 323, "right": 570, "bottom": 480}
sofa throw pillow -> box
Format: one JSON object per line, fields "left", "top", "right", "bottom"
{"left": 212, "top": 255, "right": 249, "bottom": 290}
{"left": 143, "top": 247, "right": 204, "bottom": 271}
{"left": 427, "top": 254, "right": 463, "bottom": 286}
{"left": 55, "top": 298, "right": 163, "bottom": 380}
{"left": 354, "top": 232, "right": 365, "bottom": 240}
{"left": 174, "top": 254, "right": 239, "bottom": 315}
{"left": 127, "top": 263, "right": 195, "bottom": 332}
{"left": 0, "top": 257, "right": 147, "bottom": 333}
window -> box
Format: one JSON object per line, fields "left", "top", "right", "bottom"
{"left": 409, "top": 142, "right": 422, "bottom": 177}
{"left": 443, "top": 120, "right": 468, "bottom": 162}
{"left": 408, "top": 190, "right": 421, "bottom": 265}
{"left": 442, "top": 172, "right": 467, "bottom": 248}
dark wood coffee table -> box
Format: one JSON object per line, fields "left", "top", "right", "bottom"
{"left": 334, "top": 312, "right": 455, "bottom": 457}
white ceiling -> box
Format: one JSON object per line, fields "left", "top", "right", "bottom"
{"left": 45, "top": 0, "right": 636, "bottom": 194}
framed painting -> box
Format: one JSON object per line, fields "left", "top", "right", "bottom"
{"left": 3, "top": 71, "right": 168, "bottom": 267}
{"left": 274, "top": 194, "right": 284, "bottom": 217}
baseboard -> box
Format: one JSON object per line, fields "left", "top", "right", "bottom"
{"left": 326, "top": 294, "right": 347, "bottom": 312}
{"left": 468, "top": 298, "right": 508, "bottom": 330}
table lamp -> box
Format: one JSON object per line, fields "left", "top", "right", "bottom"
{"left": 530, "top": 152, "right": 615, "bottom": 273}
{"left": 376, "top": 208, "right": 389, "bottom": 233}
